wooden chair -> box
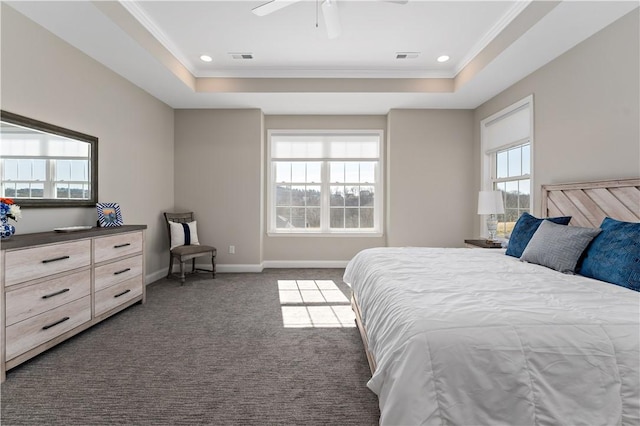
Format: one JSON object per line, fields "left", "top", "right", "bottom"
{"left": 164, "top": 212, "right": 216, "bottom": 285}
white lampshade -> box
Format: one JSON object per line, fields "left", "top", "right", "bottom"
{"left": 477, "top": 190, "right": 505, "bottom": 215}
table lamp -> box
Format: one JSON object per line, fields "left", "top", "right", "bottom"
{"left": 478, "top": 190, "right": 505, "bottom": 241}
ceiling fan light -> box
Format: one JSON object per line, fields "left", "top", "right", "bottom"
{"left": 321, "top": 0, "right": 341, "bottom": 39}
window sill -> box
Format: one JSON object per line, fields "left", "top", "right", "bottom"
{"left": 267, "top": 231, "right": 383, "bottom": 238}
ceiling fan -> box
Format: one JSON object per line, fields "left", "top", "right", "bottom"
{"left": 252, "top": 0, "right": 408, "bottom": 39}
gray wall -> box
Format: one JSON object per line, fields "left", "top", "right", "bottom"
{"left": 176, "top": 111, "right": 476, "bottom": 266}
{"left": 174, "top": 109, "right": 264, "bottom": 270}
{"left": 473, "top": 8, "right": 640, "bottom": 236}
{"left": 387, "top": 110, "right": 475, "bottom": 247}
{"left": 3, "top": 5, "right": 638, "bottom": 272}
{"left": 263, "top": 115, "right": 387, "bottom": 264}
{"left": 1, "top": 4, "right": 175, "bottom": 281}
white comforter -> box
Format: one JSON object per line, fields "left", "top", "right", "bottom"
{"left": 344, "top": 247, "right": 640, "bottom": 426}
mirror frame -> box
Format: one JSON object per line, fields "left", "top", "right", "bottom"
{"left": 0, "top": 110, "right": 98, "bottom": 208}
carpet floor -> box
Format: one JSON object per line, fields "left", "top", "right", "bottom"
{"left": 1, "top": 269, "right": 379, "bottom": 425}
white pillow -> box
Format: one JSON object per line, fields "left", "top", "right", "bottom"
{"left": 169, "top": 220, "right": 200, "bottom": 250}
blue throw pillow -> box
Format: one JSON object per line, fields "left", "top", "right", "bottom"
{"left": 579, "top": 217, "right": 640, "bottom": 291}
{"left": 505, "top": 212, "right": 572, "bottom": 258}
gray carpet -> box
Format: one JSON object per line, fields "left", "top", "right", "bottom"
{"left": 1, "top": 269, "right": 379, "bottom": 425}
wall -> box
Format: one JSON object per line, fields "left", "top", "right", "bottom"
{"left": 473, "top": 9, "right": 640, "bottom": 235}
{"left": 0, "top": 4, "right": 175, "bottom": 282}
{"left": 263, "top": 115, "right": 387, "bottom": 264}
{"left": 174, "top": 109, "right": 264, "bottom": 271}
{"left": 387, "top": 109, "right": 475, "bottom": 247}
{"left": 7, "top": 4, "right": 636, "bottom": 272}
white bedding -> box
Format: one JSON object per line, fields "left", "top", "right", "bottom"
{"left": 344, "top": 247, "right": 640, "bottom": 426}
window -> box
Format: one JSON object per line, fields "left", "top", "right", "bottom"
{"left": 2, "top": 158, "right": 46, "bottom": 198}
{"left": 481, "top": 96, "right": 533, "bottom": 238}
{"left": 1, "top": 130, "right": 92, "bottom": 201}
{"left": 268, "top": 131, "right": 383, "bottom": 235}
{"left": 492, "top": 143, "right": 531, "bottom": 237}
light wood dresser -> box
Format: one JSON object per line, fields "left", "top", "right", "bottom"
{"left": 0, "top": 225, "right": 146, "bottom": 381}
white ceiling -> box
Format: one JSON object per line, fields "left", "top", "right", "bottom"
{"left": 6, "top": 1, "right": 639, "bottom": 114}
{"left": 134, "top": 0, "right": 518, "bottom": 78}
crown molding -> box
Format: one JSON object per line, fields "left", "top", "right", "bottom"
{"left": 118, "top": 0, "right": 196, "bottom": 74}
{"left": 454, "top": 0, "right": 532, "bottom": 76}
{"left": 119, "top": 0, "right": 526, "bottom": 82}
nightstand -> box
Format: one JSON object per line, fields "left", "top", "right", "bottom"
{"left": 464, "top": 239, "right": 503, "bottom": 249}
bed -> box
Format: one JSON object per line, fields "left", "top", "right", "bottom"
{"left": 344, "top": 178, "right": 640, "bottom": 425}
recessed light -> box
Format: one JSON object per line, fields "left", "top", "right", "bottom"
{"left": 200, "top": 55, "right": 213, "bottom": 62}
{"left": 437, "top": 55, "right": 450, "bottom": 63}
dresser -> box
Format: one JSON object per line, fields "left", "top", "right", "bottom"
{"left": 0, "top": 225, "right": 146, "bottom": 381}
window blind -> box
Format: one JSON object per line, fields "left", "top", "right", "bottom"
{"left": 483, "top": 104, "right": 531, "bottom": 153}
{"left": 271, "top": 134, "right": 380, "bottom": 159}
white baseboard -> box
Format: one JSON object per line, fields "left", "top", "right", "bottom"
{"left": 164, "top": 263, "right": 265, "bottom": 274}
{"left": 146, "top": 268, "right": 168, "bottom": 285}
{"left": 149, "top": 261, "right": 350, "bottom": 279}
{"left": 262, "top": 260, "right": 349, "bottom": 269}
{"left": 215, "top": 263, "right": 264, "bottom": 273}
{"left": 203, "top": 261, "right": 348, "bottom": 271}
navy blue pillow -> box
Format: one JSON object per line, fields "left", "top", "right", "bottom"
{"left": 579, "top": 217, "right": 640, "bottom": 291}
{"left": 505, "top": 212, "right": 572, "bottom": 258}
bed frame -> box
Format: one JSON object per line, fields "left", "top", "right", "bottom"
{"left": 351, "top": 293, "right": 376, "bottom": 374}
{"left": 351, "top": 177, "right": 640, "bottom": 375}
{"left": 542, "top": 178, "right": 640, "bottom": 225}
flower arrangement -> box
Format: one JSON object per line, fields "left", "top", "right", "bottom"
{"left": 0, "top": 198, "right": 21, "bottom": 221}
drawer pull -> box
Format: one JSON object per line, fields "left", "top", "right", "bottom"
{"left": 42, "top": 255, "right": 70, "bottom": 264}
{"left": 114, "top": 289, "right": 131, "bottom": 298}
{"left": 114, "top": 268, "right": 131, "bottom": 275}
{"left": 114, "top": 243, "right": 131, "bottom": 249}
{"left": 42, "top": 288, "right": 70, "bottom": 299}
{"left": 42, "top": 317, "right": 70, "bottom": 330}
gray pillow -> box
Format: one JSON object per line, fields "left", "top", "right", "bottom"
{"left": 520, "top": 220, "right": 601, "bottom": 273}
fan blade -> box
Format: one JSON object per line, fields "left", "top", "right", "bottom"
{"left": 321, "top": 0, "right": 341, "bottom": 39}
{"left": 252, "top": 0, "right": 301, "bottom": 17}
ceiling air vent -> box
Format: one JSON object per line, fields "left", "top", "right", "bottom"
{"left": 229, "top": 52, "right": 254, "bottom": 60}
{"left": 396, "top": 52, "right": 420, "bottom": 59}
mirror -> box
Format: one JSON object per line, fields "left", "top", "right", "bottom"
{"left": 0, "top": 110, "right": 98, "bottom": 208}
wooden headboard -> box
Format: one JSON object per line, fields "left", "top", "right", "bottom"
{"left": 541, "top": 178, "right": 640, "bottom": 227}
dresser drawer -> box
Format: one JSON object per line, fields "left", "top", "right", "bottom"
{"left": 6, "top": 270, "right": 91, "bottom": 326}
{"left": 4, "top": 240, "right": 91, "bottom": 287}
{"left": 94, "top": 276, "right": 142, "bottom": 317}
{"left": 6, "top": 296, "right": 91, "bottom": 361}
{"left": 94, "top": 232, "right": 143, "bottom": 264}
{"left": 95, "top": 255, "right": 143, "bottom": 293}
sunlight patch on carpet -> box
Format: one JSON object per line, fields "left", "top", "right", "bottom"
{"left": 278, "top": 280, "right": 355, "bottom": 328}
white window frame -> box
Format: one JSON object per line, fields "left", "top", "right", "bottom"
{"left": 1, "top": 156, "right": 90, "bottom": 200}
{"left": 480, "top": 95, "right": 534, "bottom": 237}
{"left": 267, "top": 129, "right": 384, "bottom": 237}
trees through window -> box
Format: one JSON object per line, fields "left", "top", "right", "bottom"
{"left": 492, "top": 143, "right": 531, "bottom": 237}
{"left": 269, "top": 132, "right": 382, "bottom": 234}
